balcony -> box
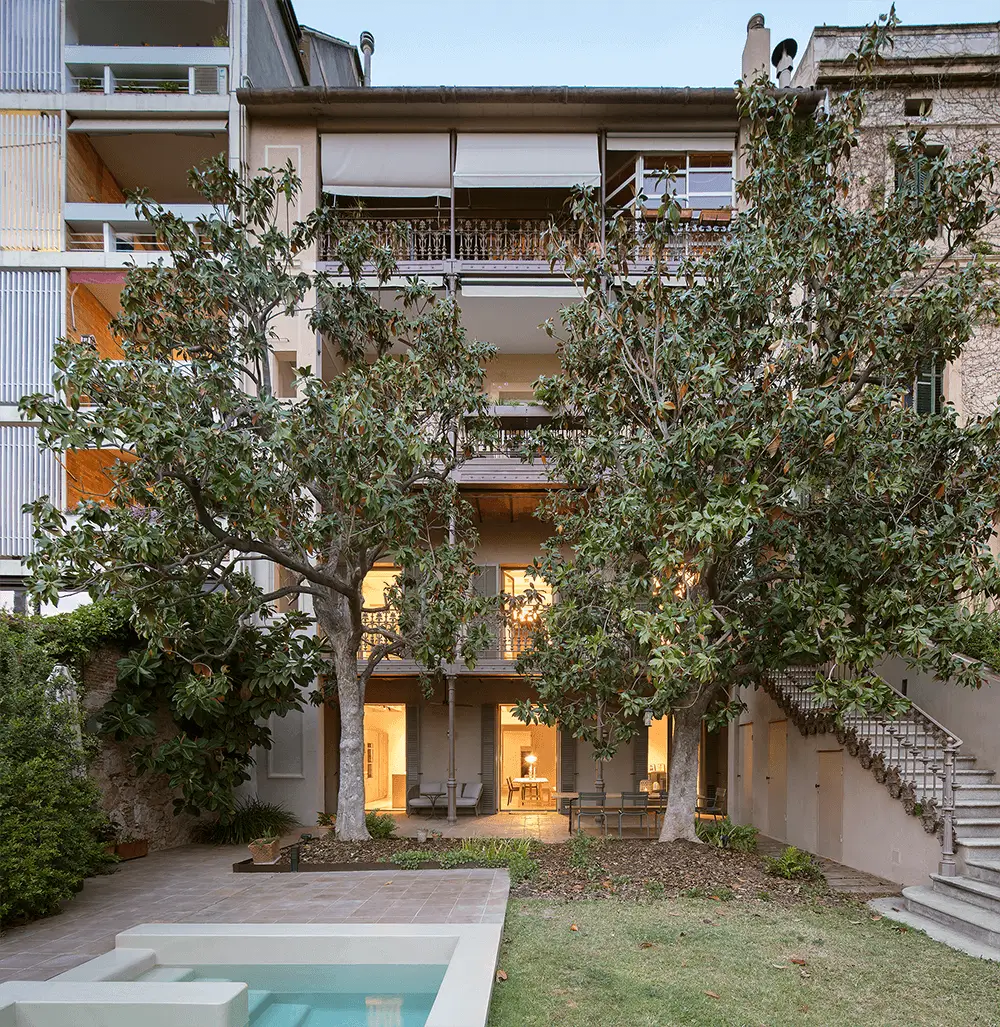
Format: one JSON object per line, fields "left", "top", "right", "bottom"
{"left": 64, "top": 46, "right": 229, "bottom": 96}
{"left": 65, "top": 203, "right": 217, "bottom": 254}
{"left": 360, "top": 605, "right": 542, "bottom": 671}
{"left": 319, "top": 210, "right": 730, "bottom": 274}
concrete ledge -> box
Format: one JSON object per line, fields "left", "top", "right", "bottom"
{"left": 0, "top": 982, "right": 247, "bottom": 1027}
{"left": 50, "top": 947, "right": 155, "bottom": 982}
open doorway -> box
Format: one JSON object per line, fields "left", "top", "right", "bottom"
{"left": 363, "top": 704, "right": 406, "bottom": 810}
{"left": 498, "top": 705, "right": 557, "bottom": 810}
{"left": 647, "top": 715, "right": 670, "bottom": 795}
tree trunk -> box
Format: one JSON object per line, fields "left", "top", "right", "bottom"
{"left": 658, "top": 700, "right": 706, "bottom": 842}
{"left": 315, "top": 593, "right": 370, "bottom": 841}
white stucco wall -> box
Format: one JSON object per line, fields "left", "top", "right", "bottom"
{"left": 877, "top": 656, "right": 1000, "bottom": 775}
{"left": 732, "top": 685, "right": 941, "bottom": 886}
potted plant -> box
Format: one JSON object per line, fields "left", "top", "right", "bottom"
{"left": 105, "top": 815, "right": 149, "bottom": 861}
{"left": 248, "top": 836, "right": 281, "bottom": 864}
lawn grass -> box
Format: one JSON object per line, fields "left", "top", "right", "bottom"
{"left": 488, "top": 898, "right": 1000, "bottom": 1026}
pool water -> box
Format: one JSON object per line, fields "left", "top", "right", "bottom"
{"left": 135, "top": 963, "right": 447, "bottom": 1026}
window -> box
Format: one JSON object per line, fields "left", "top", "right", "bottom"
{"left": 895, "top": 146, "right": 942, "bottom": 198}
{"left": 640, "top": 152, "right": 734, "bottom": 212}
{"left": 905, "top": 358, "right": 945, "bottom": 414}
{"left": 904, "top": 98, "right": 932, "bottom": 118}
{"left": 275, "top": 353, "right": 297, "bottom": 398}
{"left": 365, "top": 741, "right": 374, "bottom": 780}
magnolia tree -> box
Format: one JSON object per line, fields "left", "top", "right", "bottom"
{"left": 518, "top": 22, "right": 1000, "bottom": 841}
{"left": 23, "top": 161, "right": 494, "bottom": 840}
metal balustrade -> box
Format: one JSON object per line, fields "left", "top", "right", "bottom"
{"left": 766, "top": 664, "right": 960, "bottom": 875}
{"left": 463, "top": 425, "right": 582, "bottom": 460}
{"left": 359, "top": 605, "right": 541, "bottom": 661}
{"left": 320, "top": 213, "right": 730, "bottom": 267}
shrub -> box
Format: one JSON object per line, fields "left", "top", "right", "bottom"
{"left": 0, "top": 623, "right": 113, "bottom": 924}
{"left": 389, "top": 838, "right": 538, "bottom": 882}
{"left": 365, "top": 810, "right": 397, "bottom": 839}
{"left": 764, "top": 845, "right": 824, "bottom": 881}
{"left": 695, "top": 817, "right": 758, "bottom": 853}
{"left": 568, "top": 829, "right": 603, "bottom": 869}
{"left": 198, "top": 797, "right": 298, "bottom": 845}
{"left": 962, "top": 612, "right": 1000, "bottom": 673}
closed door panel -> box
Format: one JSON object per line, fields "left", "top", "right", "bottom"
{"left": 739, "top": 723, "right": 753, "bottom": 822}
{"left": 817, "top": 749, "right": 844, "bottom": 861}
{"left": 767, "top": 720, "right": 787, "bottom": 840}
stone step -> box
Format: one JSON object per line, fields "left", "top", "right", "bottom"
{"left": 955, "top": 769, "right": 997, "bottom": 786}
{"left": 954, "top": 801, "right": 1000, "bottom": 819}
{"left": 957, "top": 838, "right": 1000, "bottom": 862}
{"left": 953, "top": 818, "right": 1000, "bottom": 838}
{"left": 903, "top": 884, "right": 1000, "bottom": 947}
{"left": 253, "top": 1002, "right": 311, "bottom": 1027}
{"left": 931, "top": 873, "right": 1000, "bottom": 915}
{"left": 869, "top": 896, "right": 1000, "bottom": 961}
{"left": 955, "top": 783, "right": 1000, "bottom": 802}
{"left": 965, "top": 859, "right": 1000, "bottom": 888}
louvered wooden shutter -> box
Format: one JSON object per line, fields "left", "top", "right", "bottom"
{"left": 558, "top": 725, "right": 577, "bottom": 812}
{"left": 405, "top": 704, "right": 421, "bottom": 799}
{"left": 480, "top": 703, "right": 497, "bottom": 813}
{"left": 472, "top": 565, "right": 500, "bottom": 659}
{"left": 632, "top": 722, "right": 649, "bottom": 789}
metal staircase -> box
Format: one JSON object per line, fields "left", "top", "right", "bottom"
{"left": 765, "top": 666, "right": 1000, "bottom": 954}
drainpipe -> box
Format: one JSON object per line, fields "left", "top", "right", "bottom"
{"left": 447, "top": 674, "right": 458, "bottom": 823}
{"left": 359, "top": 31, "right": 375, "bottom": 87}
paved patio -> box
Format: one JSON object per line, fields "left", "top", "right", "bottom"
{"left": 0, "top": 845, "right": 509, "bottom": 984}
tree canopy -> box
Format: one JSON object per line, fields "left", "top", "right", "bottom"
{"left": 517, "top": 21, "right": 1000, "bottom": 839}
{"left": 23, "top": 161, "right": 494, "bottom": 840}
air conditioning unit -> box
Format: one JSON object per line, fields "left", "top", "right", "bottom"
{"left": 192, "top": 66, "right": 227, "bottom": 95}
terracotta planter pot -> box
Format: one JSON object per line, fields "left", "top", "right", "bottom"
{"left": 248, "top": 837, "right": 282, "bottom": 864}
{"left": 114, "top": 840, "right": 149, "bottom": 861}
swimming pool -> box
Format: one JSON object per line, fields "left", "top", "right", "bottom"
{"left": 134, "top": 962, "right": 447, "bottom": 1026}
{"left": 0, "top": 923, "right": 501, "bottom": 1027}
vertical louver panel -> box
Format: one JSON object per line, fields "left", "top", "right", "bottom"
{"left": 480, "top": 703, "right": 497, "bottom": 813}
{"left": 558, "top": 725, "right": 577, "bottom": 813}
{"left": 0, "top": 0, "right": 61, "bottom": 93}
{"left": 632, "top": 721, "right": 649, "bottom": 788}
{"left": 0, "top": 270, "right": 60, "bottom": 402}
{"left": 405, "top": 703, "right": 421, "bottom": 801}
{"left": 472, "top": 564, "right": 500, "bottom": 658}
{"left": 0, "top": 426, "right": 62, "bottom": 557}
{"left": 0, "top": 112, "right": 61, "bottom": 251}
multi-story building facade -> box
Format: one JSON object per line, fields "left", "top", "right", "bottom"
{"left": 238, "top": 28, "right": 771, "bottom": 832}
{"left": 6, "top": 4, "right": 1000, "bottom": 938}
{"left": 0, "top": 0, "right": 362, "bottom": 607}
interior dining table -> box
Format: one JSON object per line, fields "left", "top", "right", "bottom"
{"left": 513, "top": 776, "right": 548, "bottom": 802}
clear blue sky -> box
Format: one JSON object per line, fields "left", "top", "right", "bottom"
{"left": 290, "top": 1, "right": 999, "bottom": 87}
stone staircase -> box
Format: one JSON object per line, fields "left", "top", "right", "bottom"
{"left": 766, "top": 666, "right": 1000, "bottom": 955}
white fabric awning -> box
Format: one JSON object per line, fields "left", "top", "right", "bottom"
{"left": 321, "top": 133, "right": 451, "bottom": 197}
{"left": 606, "top": 133, "right": 735, "bottom": 152}
{"left": 454, "top": 133, "right": 600, "bottom": 189}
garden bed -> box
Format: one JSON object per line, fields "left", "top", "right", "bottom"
{"left": 275, "top": 834, "right": 866, "bottom": 905}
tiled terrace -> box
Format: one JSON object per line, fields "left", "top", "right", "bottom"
{"left": 0, "top": 845, "right": 509, "bottom": 985}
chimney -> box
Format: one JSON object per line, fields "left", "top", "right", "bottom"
{"left": 742, "top": 14, "right": 770, "bottom": 83}
{"left": 360, "top": 31, "right": 375, "bottom": 87}
{"left": 771, "top": 37, "right": 797, "bottom": 88}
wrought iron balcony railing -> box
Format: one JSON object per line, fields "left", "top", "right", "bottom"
{"left": 320, "top": 212, "right": 731, "bottom": 268}
{"left": 359, "top": 605, "right": 543, "bottom": 661}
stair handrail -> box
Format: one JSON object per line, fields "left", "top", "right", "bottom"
{"left": 768, "top": 664, "right": 961, "bottom": 877}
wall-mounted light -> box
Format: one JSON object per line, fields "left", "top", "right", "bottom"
{"left": 643, "top": 708, "right": 654, "bottom": 727}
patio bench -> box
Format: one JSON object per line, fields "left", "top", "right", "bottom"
{"left": 406, "top": 781, "right": 445, "bottom": 816}
{"left": 455, "top": 782, "right": 483, "bottom": 815}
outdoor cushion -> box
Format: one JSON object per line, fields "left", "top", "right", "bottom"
{"left": 420, "top": 782, "right": 444, "bottom": 796}
{"left": 407, "top": 795, "right": 434, "bottom": 808}
{"left": 461, "top": 783, "right": 483, "bottom": 798}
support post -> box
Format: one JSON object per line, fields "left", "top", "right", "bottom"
{"left": 595, "top": 706, "right": 605, "bottom": 792}
{"left": 447, "top": 674, "right": 458, "bottom": 823}
{"left": 939, "top": 743, "right": 958, "bottom": 877}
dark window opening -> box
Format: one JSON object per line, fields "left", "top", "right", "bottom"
{"left": 904, "top": 98, "right": 933, "bottom": 117}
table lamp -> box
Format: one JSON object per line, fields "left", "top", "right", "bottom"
{"left": 525, "top": 753, "right": 538, "bottom": 779}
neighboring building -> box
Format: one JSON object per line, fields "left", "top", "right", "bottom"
{"left": 0, "top": 0, "right": 361, "bottom": 608}
{"left": 734, "top": 21, "right": 1000, "bottom": 944}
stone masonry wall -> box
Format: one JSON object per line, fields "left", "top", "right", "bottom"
{"left": 81, "top": 646, "right": 199, "bottom": 850}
